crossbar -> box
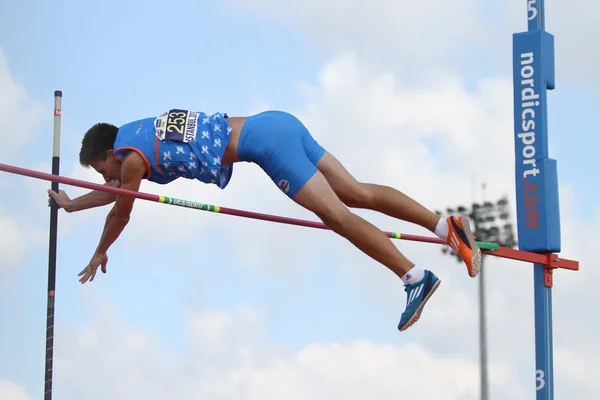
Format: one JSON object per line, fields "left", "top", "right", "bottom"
{"left": 0, "top": 162, "right": 579, "bottom": 271}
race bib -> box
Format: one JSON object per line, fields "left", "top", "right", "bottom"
{"left": 155, "top": 109, "right": 199, "bottom": 143}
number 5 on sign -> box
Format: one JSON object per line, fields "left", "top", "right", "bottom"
{"left": 527, "top": 0, "right": 538, "bottom": 21}
{"left": 536, "top": 369, "right": 546, "bottom": 390}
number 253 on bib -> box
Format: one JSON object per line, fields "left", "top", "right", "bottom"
{"left": 155, "top": 109, "right": 199, "bottom": 143}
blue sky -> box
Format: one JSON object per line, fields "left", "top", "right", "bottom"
{"left": 0, "top": 0, "right": 320, "bottom": 120}
{"left": 2, "top": 1, "right": 600, "bottom": 399}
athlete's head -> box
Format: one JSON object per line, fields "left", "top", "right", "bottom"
{"left": 79, "top": 123, "right": 121, "bottom": 182}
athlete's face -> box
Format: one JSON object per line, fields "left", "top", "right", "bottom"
{"left": 91, "top": 150, "right": 122, "bottom": 183}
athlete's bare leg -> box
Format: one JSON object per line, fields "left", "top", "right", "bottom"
{"left": 315, "top": 152, "right": 442, "bottom": 232}
{"left": 291, "top": 170, "right": 415, "bottom": 279}
{"left": 316, "top": 152, "right": 484, "bottom": 279}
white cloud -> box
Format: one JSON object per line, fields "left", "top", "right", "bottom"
{"left": 294, "top": 52, "right": 516, "bottom": 202}
{"left": 53, "top": 304, "right": 527, "bottom": 400}
{"left": 555, "top": 346, "right": 600, "bottom": 399}
{"left": 0, "top": 379, "right": 32, "bottom": 400}
{"left": 0, "top": 48, "right": 47, "bottom": 162}
{"left": 0, "top": 49, "right": 48, "bottom": 273}
{"left": 0, "top": 206, "right": 27, "bottom": 272}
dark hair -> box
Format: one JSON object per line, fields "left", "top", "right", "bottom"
{"left": 79, "top": 123, "right": 119, "bottom": 167}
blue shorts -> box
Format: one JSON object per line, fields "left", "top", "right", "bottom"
{"left": 237, "top": 110, "right": 327, "bottom": 198}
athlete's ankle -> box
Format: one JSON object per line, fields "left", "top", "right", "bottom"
{"left": 434, "top": 217, "right": 449, "bottom": 241}
{"left": 401, "top": 265, "right": 425, "bottom": 284}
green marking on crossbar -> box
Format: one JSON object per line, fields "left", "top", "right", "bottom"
{"left": 477, "top": 241, "right": 499, "bottom": 251}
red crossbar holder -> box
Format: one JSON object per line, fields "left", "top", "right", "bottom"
{"left": 482, "top": 247, "right": 579, "bottom": 288}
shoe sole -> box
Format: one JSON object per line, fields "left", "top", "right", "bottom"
{"left": 459, "top": 216, "right": 482, "bottom": 278}
{"left": 398, "top": 279, "right": 441, "bottom": 332}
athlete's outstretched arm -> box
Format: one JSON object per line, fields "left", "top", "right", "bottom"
{"left": 94, "top": 151, "right": 145, "bottom": 254}
{"left": 48, "top": 180, "right": 120, "bottom": 212}
{"left": 78, "top": 152, "right": 146, "bottom": 283}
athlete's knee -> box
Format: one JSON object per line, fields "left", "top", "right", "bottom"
{"left": 340, "top": 183, "right": 375, "bottom": 209}
{"left": 314, "top": 201, "right": 351, "bottom": 232}
{"left": 293, "top": 170, "right": 353, "bottom": 231}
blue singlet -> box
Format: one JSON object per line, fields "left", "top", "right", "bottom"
{"left": 112, "top": 109, "right": 233, "bottom": 188}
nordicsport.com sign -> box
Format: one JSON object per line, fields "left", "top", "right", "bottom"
{"left": 512, "top": 28, "right": 561, "bottom": 253}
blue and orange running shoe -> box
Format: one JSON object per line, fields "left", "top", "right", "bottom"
{"left": 398, "top": 270, "right": 441, "bottom": 332}
{"left": 446, "top": 216, "right": 482, "bottom": 278}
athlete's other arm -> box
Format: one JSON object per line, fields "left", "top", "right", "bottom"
{"left": 78, "top": 151, "right": 146, "bottom": 284}
{"left": 48, "top": 180, "right": 120, "bottom": 212}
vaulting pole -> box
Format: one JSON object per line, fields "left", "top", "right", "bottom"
{"left": 44, "top": 90, "right": 62, "bottom": 400}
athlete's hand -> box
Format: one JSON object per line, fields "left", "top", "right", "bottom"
{"left": 79, "top": 252, "right": 108, "bottom": 284}
{"left": 48, "top": 189, "right": 71, "bottom": 211}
